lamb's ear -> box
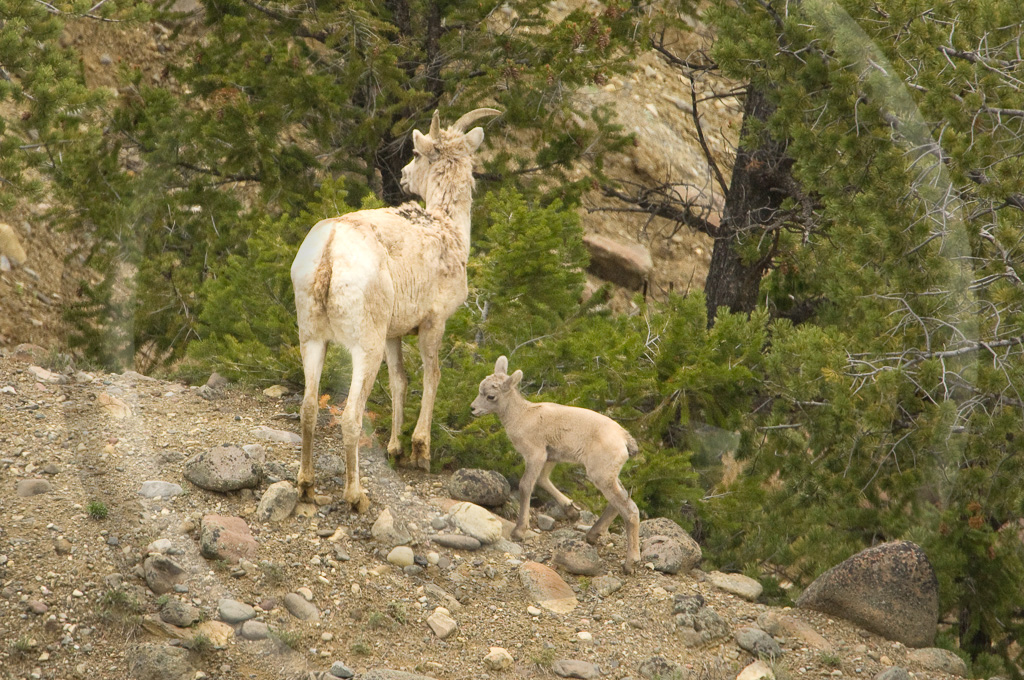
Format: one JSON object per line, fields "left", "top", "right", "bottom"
{"left": 494, "top": 355, "right": 508, "bottom": 375}
{"left": 412, "top": 130, "right": 434, "bottom": 156}
{"left": 508, "top": 370, "right": 523, "bottom": 389}
{"left": 464, "top": 127, "right": 485, "bottom": 152}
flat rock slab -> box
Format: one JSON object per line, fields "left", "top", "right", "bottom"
{"left": 361, "top": 671, "right": 439, "bottom": 680}
{"left": 250, "top": 425, "right": 301, "bottom": 445}
{"left": 139, "top": 481, "right": 183, "bottom": 498}
{"left": 448, "top": 501, "right": 503, "bottom": 544}
{"left": 519, "top": 561, "right": 577, "bottom": 614}
{"left": 757, "top": 611, "right": 832, "bottom": 651}
{"left": 431, "top": 534, "right": 482, "bottom": 551}
{"left": 796, "top": 540, "right": 939, "bottom": 648}
{"left": 708, "top": 571, "right": 763, "bottom": 601}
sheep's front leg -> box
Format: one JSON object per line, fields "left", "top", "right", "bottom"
{"left": 410, "top": 319, "right": 443, "bottom": 471}
{"left": 513, "top": 453, "right": 545, "bottom": 541}
{"left": 537, "top": 461, "right": 580, "bottom": 521}
{"left": 384, "top": 337, "right": 407, "bottom": 462}
{"left": 298, "top": 340, "right": 327, "bottom": 502}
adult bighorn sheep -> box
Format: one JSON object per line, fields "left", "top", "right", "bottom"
{"left": 291, "top": 108, "right": 500, "bottom": 511}
{"left": 470, "top": 356, "right": 642, "bottom": 573}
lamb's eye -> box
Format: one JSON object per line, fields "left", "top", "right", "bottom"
{"left": 486, "top": 395, "right": 495, "bottom": 401}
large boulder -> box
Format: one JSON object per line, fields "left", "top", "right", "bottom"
{"left": 583, "top": 234, "right": 653, "bottom": 290}
{"left": 184, "top": 444, "right": 263, "bottom": 492}
{"left": 447, "top": 468, "right": 511, "bottom": 507}
{"left": 796, "top": 540, "right": 938, "bottom": 647}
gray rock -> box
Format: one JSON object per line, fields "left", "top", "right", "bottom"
{"left": 907, "top": 648, "right": 968, "bottom": 677}
{"left": 250, "top": 425, "right": 301, "bottom": 445}
{"left": 205, "top": 372, "right": 229, "bottom": 389}
{"left": 638, "top": 656, "right": 682, "bottom": 680}
{"left": 536, "top": 514, "right": 556, "bottom": 531}
{"left": 735, "top": 626, "right": 782, "bottom": 660}
{"left": 159, "top": 599, "right": 200, "bottom": 627}
{"left": 218, "top": 598, "right": 256, "bottom": 624}
{"left": 447, "top": 468, "right": 511, "bottom": 507}
{"left": 128, "top": 643, "right": 194, "bottom": 680}
{"left": 874, "top": 668, "right": 912, "bottom": 680}
{"left": 431, "top": 534, "right": 482, "bottom": 551}
{"left": 16, "top": 479, "right": 52, "bottom": 497}
{"left": 143, "top": 554, "right": 186, "bottom": 595}
{"left": 552, "top": 535, "right": 603, "bottom": 576}
{"left": 256, "top": 480, "right": 299, "bottom": 522}
{"left": 284, "top": 592, "right": 320, "bottom": 621}
{"left": 796, "top": 541, "right": 939, "bottom": 647}
{"left": 138, "top": 481, "right": 183, "bottom": 498}
{"left": 361, "top": 671, "right": 439, "bottom": 680}
{"left": 239, "top": 620, "right": 270, "bottom": 640}
{"left": 371, "top": 508, "right": 412, "bottom": 547}
{"left": 639, "top": 518, "right": 702, "bottom": 568}
{"left": 593, "top": 575, "right": 623, "bottom": 597}
{"left": 199, "top": 514, "right": 258, "bottom": 564}
{"left": 641, "top": 535, "right": 699, "bottom": 575}
{"left": 183, "top": 444, "right": 263, "bottom": 492}
{"left": 553, "top": 659, "right": 601, "bottom": 679}
{"left": 708, "top": 571, "right": 763, "bottom": 601}
{"left": 672, "top": 593, "right": 705, "bottom": 616}
{"left": 329, "top": 661, "right": 355, "bottom": 678}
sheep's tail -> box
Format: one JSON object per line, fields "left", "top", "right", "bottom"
{"left": 625, "top": 431, "right": 639, "bottom": 458}
{"left": 313, "top": 229, "right": 335, "bottom": 312}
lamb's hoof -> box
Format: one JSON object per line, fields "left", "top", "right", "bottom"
{"left": 510, "top": 528, "right": 527, "bottom": 542}
{"left": 415, "top": 456, "right": 430, "bottom": 472}
{"left": 298, "top": 481, "right": 316, "bottom": 503}
{"left": 386, "top": 445, "right": 402, "bottom": 462}
{"left": 585, "top": 529, "right": 602, "bottom": 546}
{"left": 563, "top": 503, "right": 581, "bottom": 522}
{"left": 622, "top": 558, "right": 638, "bottom": 575}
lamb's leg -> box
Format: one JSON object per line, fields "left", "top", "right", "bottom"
{"left": 586, "top": 502, "right": 619, "bottom": 544}
{"left": 590, "top": 474, "right": 641, "bottom": 574}
{"left": 410, "top": 318, "right": 443, "bottom": 471}
{"left": 384, "top": 337, "right": 407, "bottom": 462}
{"left": 513, "top": 455, "right": 544, "bottom": 540}
{"left": 339, "top": 344, "right": 384, "bottom": 513}
{"left": 298, "top": 339, "right": 327, "bottom": 502}
{"left": 536, "top": 461, "right": 580, "bottom": 520}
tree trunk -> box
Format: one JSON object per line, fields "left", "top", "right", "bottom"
{"left": 705, "top": 87, "right": 791, "bottom": 325}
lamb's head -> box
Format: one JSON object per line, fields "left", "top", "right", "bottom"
{"left": 400, "top": 108, "right": 500, "bottom": 201}
{"left": 471, "top": 355, "right": 523, "bottom": 417}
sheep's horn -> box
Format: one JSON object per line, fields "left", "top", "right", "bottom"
{"left": 451, "top": 108, "right": 501, "bottom": 133}
{"left": 429, "top": 110, "right": 441, "bottom": 138}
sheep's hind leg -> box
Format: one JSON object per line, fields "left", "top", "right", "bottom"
{"left": 537, "top": 462, "right": 580, "bottom": 520}
{"left": 384, "top": 337, "right": 407, "bottom": 463}
{"left": 410, "top": 319, "right": 443, "bottom": 471}
{"left": 590, "top": 475, "right": 641, "bottom": 574}
{"left": 339, "top": 344, "right": 384, "bottom": 513}
{"left": 298, "top": 340, "right": 327, "bottom": 502}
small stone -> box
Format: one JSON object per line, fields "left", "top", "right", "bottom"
{"left": 737, "top": 660, "right": 775, "bottom": 680}
{"left": 262, "top": 385, "right": 290, "bottom": 398}
{"left": 483, "top": 647, "right": 514, "bottom": 671}
{"left": 218, "top": 599, "right": 256, "bottom": 624}
{"left": 16, "top": 479, "right": 53, "bottom": 497}
{"left": 427, "top": 608, "right": 458, "bottom": 639}
{"left": 735, "top": 626, "right": 783, "bottom": 660}
{"left": 239, "top": 620, "right": 269, "bottom": 640}
{"left": 256, "top": 480, "right": 299, "bottom": 522}
{"left": 527, "top": 605, "right": 542, "bottom": 617}
{"left": 708, "top": 571, "right": 763, "bottom": 601}
{"left": 329, "top": 661, "right": 355, "bottom": 678}
{"left": 283, "top": 592, "right": 320, "bottom": 621}
{"left": 139, "top": 481, "right": 184, "bottom": 498}
{"left": 592, "top": 575, "right": 623, "bottom": 597}
{"left": 370, "top": 508, "right": 412, "bottom": 547}
{"left": 54, "top": 538, "right": 73, "bottom": 555}
{"left": 387, "top": 546, "right": 415, "bottom": 567}
{"left": 431, "top": 534, "right": 482, "bottom": 550}
{"left": 553, "top": 659, "right": 601, "bottom": 679}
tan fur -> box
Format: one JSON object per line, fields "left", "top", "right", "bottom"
{"left": 290, "top": 109, "right": 499, "bottom": 512}
{"left": 312, "top": 229, "right": 335, "bottom": 311}
{"left": 470, "top": 355, "right": 642, "bottom": 574}
{"left": 0, "top": 223, "right": 27, "bottom": 267}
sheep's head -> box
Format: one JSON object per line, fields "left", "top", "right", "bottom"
{"left": 400, "top": 108, "right": 500, "bottom": 201}
{"left": 471, "top": 355, "right": 523, "bottom": 417}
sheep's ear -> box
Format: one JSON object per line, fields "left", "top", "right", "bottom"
{"left": 508, "top": 370, "right": 523, "bottom": 389}
{"left": 412, "top": 130, "right": 434, "bottom": 156}
{"left": 464, "top": 127, "right": 485, "bottom": 153}
{"left": 494, "top": 355, "right": 508, "bottom": 375}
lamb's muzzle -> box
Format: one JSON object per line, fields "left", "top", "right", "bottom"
{"left": 470, "top": 355, "right": 642, "bottom": 574}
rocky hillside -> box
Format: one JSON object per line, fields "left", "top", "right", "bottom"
{"left": 1, "top": 346, "right": 968, "bottom": 680}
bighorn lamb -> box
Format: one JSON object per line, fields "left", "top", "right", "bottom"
{"left": 291, "top": 108, "right": 500, "bottom": 511}
{"left": 470, "top": 356, "right": 641, "bottom": 573}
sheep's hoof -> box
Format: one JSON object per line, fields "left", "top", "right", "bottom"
{"left": 563, "top": 503, "right": 581, "bottom": 521}
{"left": 585, "top": 529, "right": 602, "bottom": 546}
{"left": 298, "top": 481, "right": 316, "bottom": 502}
{"left": 622, "top": 558, "right": 638, "bottom": 575}
{"left": 510, "top": 527, "right": 527, "bottom": 542}
{"left": 344, "top": 489, "right": 371, "bottom": 514}
{"left": 415, "top": 456, "right": 430, "bottom": 472}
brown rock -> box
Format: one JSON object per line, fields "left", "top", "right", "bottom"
{"left": 796, "top": 540, "right": 938, "bottom": 647}
{"left": 519, "top": 561, "right": 577, "bottom": 614}
{"left": 200, "top": 514, "right": 257, "bottom": 564}
{"left": 583, "top": 234, "right": 653, "bottom": 290}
